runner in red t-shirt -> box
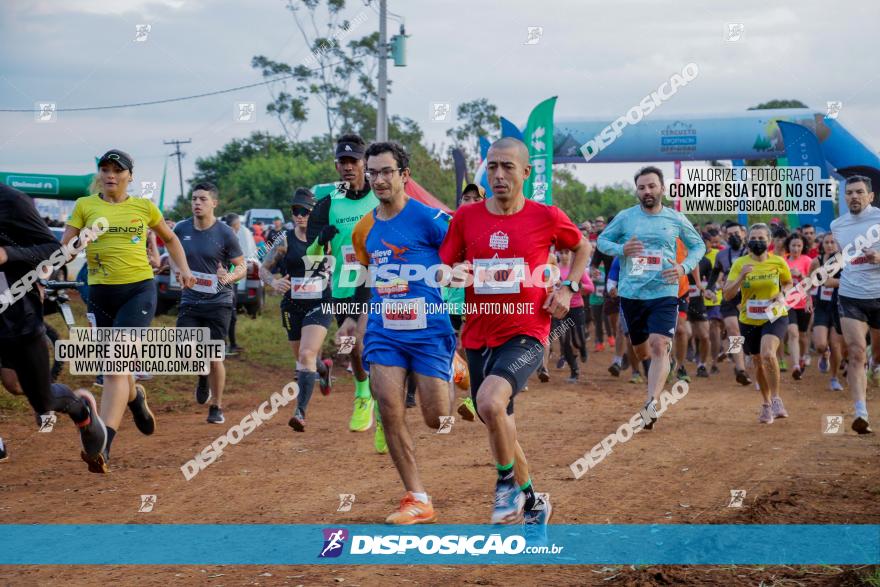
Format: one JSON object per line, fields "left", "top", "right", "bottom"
{"left": 439, "top": 137, "right": 589, "bottom": 526}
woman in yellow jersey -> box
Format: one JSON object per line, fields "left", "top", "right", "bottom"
{"left": 62, "top": 149, "right": 195, "bottom": 473}
{"left": 723, "top": 223, "right": 793, "bottom": 424}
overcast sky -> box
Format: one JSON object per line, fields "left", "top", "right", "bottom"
{"left": 1, "top": 0, "right": 878, "bottom": 212}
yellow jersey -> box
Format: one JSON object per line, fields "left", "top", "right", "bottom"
{"left": 67, "top": 194, "right": 163, "bottom": 285}
{"left": 727, "top": 253, "right": 792, "bottom": 325}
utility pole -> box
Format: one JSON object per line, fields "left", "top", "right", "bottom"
{"left": 163, "top": 138, "right": 191, "bottom": 201}
{"left": 376, "top": 0, "right": 388, "bottom": 141}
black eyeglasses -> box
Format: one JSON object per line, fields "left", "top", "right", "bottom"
{"left": 291, "top": 208, "right": 310, "bottom": 217}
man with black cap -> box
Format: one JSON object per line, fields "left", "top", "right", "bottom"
{"left": 307, "top": 133, "right": 383, "bottom": 450}
{"left": 260, "top": 187, "right": 334, "bottom": 431}
{"left": 174, "top": 182, "right": 246, "bottom": 424}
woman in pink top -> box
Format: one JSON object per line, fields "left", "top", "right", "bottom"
{"left": 557, "top": 249, "right": 595, "bottom": 383}
{"left": 784, "top": 233, "right": 813, "bottom": 380}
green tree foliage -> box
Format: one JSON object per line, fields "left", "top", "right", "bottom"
{"left": 445, "top": 99, "right": 500, "bottom": 167}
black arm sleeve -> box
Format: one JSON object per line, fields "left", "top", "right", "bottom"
{"left": 0, "top": 185, "right": 62, "bottom": 268}
{"left": 707, "top": 255, "right": 724, "bottom": 291}
{"left": 306, "top": 195, "right": 331, "bottom": 246}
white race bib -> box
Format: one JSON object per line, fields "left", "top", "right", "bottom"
{"left": 191, "top": 271, "right": 218, "bottom": 294}
{"left": 473, "top": 258, "right": 525, "bottom": 295}
{"left": 633, "top": 250, "right": 663, "bottom": 272}
{"left": 595, "top": 284, "right": 605, "bottom": 297}
{"left": 810, "top": 286, "right": 819, "bottom": 296}
{"left": 820, "top": 286, "right": 834, "bottom": 302}
{"left": 290, "top": 276, "right": 324, "bottom": 300}
{"left": 688, "top": 284, "right": 700, "bottom": 298}
{"left": 381, "top": 297, "right": 427, "bottom": 330}
{"left": 746, "top": 299, "right": 772, "bottom": 320}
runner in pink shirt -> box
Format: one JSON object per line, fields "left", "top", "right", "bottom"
{"left": 783, "top": 233, "right": 813, "bottom": 380}
{"left": 558, "top": 250, "right": 595, "bottom": 382}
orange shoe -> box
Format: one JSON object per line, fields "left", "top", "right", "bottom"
{"left": 385, "top": 492, "right": 437, "bottom": 525}
{"left": 607, "top": 335, "right": 616, "bottom": 347}
{"left": 594, "top": 342, "right": 605, "bottom": 352}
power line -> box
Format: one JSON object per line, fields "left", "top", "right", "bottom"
{"left": 0, "top": 62, "right": 343, "bottom": 114}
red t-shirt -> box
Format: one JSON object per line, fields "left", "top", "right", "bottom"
{"left": 806, "top": 245, "right": 819, "bottom": 259}
{"left": 439, "top": 199, "right": 583, "bottom": 349}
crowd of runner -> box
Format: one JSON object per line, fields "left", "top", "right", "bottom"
{"left": 0, "top": 136, "right": 875, "bottom": 527}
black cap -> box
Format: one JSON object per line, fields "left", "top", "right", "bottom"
{"left": 98, "top": 149, "right": 134, "bottom": 171}
{"left": 335, "top": 141, "right": 365, "bottom": 160}
{"left": 291, "top": 187, "right": 316, "bottom": 211}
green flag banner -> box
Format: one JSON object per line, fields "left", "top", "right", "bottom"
{"left": 522, "top": 96, "right": 557, "bottom": 205}
{"left": 158, "top": 156, "right": 168, "bottom": 211}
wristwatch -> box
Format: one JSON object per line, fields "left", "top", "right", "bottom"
{"left": 562, "top": 279, "right": 580, "bottom": 293}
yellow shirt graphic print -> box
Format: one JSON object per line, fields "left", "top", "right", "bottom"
{"left": 67, "top": 194, "right": 163, "bottom": 285}
{"left": 727, "top": 254, "right": 792, "bottom": 325}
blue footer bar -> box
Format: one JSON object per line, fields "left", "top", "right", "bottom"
{"left": 1, "top": 524, "right": 877, "bottom": 565}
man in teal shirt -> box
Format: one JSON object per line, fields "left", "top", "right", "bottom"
{"left": 597, "top": 166, "right": 704, "bottom": 430}
{"left": 307, "top": 134, "right": 382, "bottom": 450}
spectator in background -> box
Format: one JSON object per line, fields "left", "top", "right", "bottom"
{"left": 253, "top": 223, "right": 267, "bottom": 256}
{"left": 769, "top": 227, "right": 789, "bottom": 254}
{"left": 590, "top": 216, "right": 606, "bottom": 242}
{"left": 801, "top": 224, "right": 819, "bottom": 258}
{"left": 265, "top": 217, "right": 284, "bottom": 248}
{"left": 223, "top": 213, "right": 256, "bottom": 356}
{"left": 579, "top": 220, "right": 592, "bottom": 239}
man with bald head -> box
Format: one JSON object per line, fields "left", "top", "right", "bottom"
{"left": 440, "top": 137, "right": 590, "bottom": 526}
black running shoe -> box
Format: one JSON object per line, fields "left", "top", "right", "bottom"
{"left": 735, "top": 369, "right": 753, "bottom": 386}
{"left": 128, "top": 384, "right": 156, "bottom": 435}
{"left": 405, "top": 387, "right": 417, "bottom": 408}
{"left": 74, "top": 389, "right": 109, "bottom": 474}
{"left": 0, "top": 437, "right": 7, "bottom": 462}
{"left": 555, "top": 357, "right": 566, "bottom": 369}
{"left": 608, "top": 361, "right": 621, "bottom": 377}
{"left": 852, "top": 416, "right": 873, "bottom": 435}
{"left": 537, "top": 367, "right": 550, "bottom": 382}
{"left": 93, "top": 374, "right": 104, "bottom": 388}
{"left": 195, "top": 376, "right": 212, "bottom": 405}
{"left": 288, "top": 409, "right": 305, "bottom": 432}
{"left": 696, "top": 365, "right": 709, "bottom": 378}
{"left": 676, "top": 365, "right": 691, "bottom": 383}
{"left": 207, "top": 405, "right": 225, "bottom": 424}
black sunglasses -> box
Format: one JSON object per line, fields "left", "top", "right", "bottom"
{"left": 291, "top": 207, "right": 310, "bottom": 217}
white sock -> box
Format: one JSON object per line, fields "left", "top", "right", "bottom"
{"left": 411, "top": 492, "right": 429, "bottom": 504}
{"left": 854, "top": 400, "right": 868, "bottom": 418}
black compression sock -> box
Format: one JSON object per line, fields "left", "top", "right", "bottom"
{"left": 521, "top": 479, "right": 536, "bottom": 510}
{"left": 642, "top": 359, "right": 651, "bottom": 375}
{"left": 296, "top": 370, "right": 317, "bottom": 417}
{"left": 105, "top": 427, "right": 116, "bottom": 455}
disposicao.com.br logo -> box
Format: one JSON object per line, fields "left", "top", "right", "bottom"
{"left": 318, "top": 528, "right": 564, "bottom": 558}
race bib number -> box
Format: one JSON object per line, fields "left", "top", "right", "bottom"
{"left": 342, "top": 245, "right": 358, "bottom": 266}
{"left": 473, "top": 258, "right": 525, "bottom": 295}
{"left": 191, "top": 271, "right": 218, "bottom": 294}
{"left": 290, "top": 276, "right": 324, "bottom": 300}
{"left": 632, "top": 250, "right": 663, "bottom": 273}
{"left": 381, "top": 297, "right": 427, "bottom": 331}
{"left": 595, "top": 284, "right": 605, "bottom": 297}
{"left": 810, "top": 286, "right": 819, "bottom": 296}
{"left": 746, "top": 299, "right": 772, "bottom": 320}
{"left": 820, "top": 286, "right": 834, "bottom": 302}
